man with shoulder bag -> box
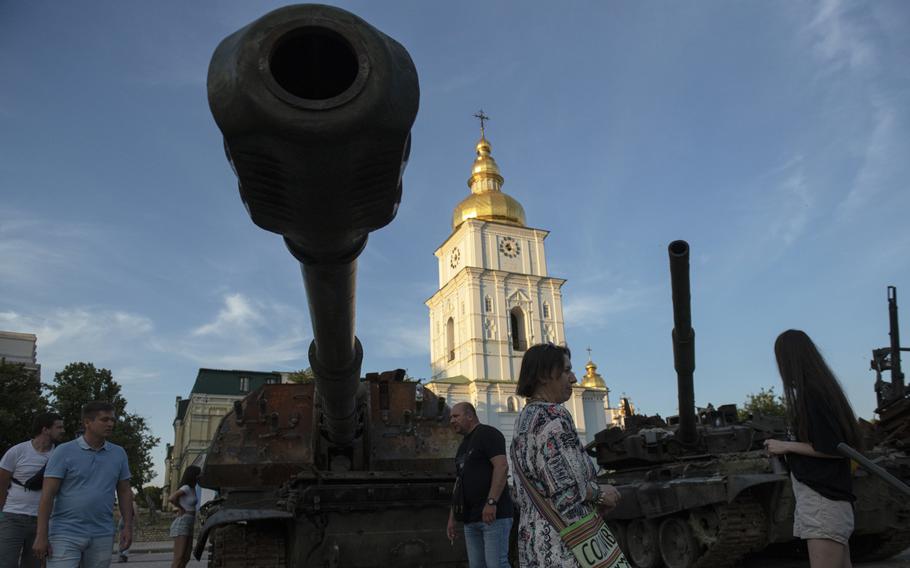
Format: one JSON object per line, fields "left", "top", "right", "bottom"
{"left": 0, "top": 412, "right": 65, "bottom": 568}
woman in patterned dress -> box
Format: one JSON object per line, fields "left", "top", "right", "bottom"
{"left": 511, "top": 344, "right": 622, "bottom": 567}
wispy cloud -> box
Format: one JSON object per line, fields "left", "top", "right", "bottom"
{"left": 765, "top": 169, "right": 814, "bottom": 247}
{"left": 0, "top": 308, "right": 155, "bottom": 374}
{"left": 0, "top": 212, "right": 101, "bottom": 289}
{"left": 178, "top": 292, "right": 309, "bottom": 370}
{"left": 564, "top": 286, "right": 656, "bottom": 329}
{"left": 806, "top": 0, "right": 876, "bottom": 73}
{"left": 192, "top": 293, "right": 265, "bottom": 336}
{"left": 837, "top": 99, "right": 901, "bottom": 218}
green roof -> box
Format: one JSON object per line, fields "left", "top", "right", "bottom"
{"left": 190, "top": 368, "right": 282, "bottom": 396}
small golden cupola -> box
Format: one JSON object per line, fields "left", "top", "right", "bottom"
{"left": 452, "top": 112, "right": 526, "bottom": 230}
{"left": 581, "top": 356, "right": 607, "bottom": 389}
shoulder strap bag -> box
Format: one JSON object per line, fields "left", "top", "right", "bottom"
{"left": 511, "top": 445, "right": 629, "bottom": 568}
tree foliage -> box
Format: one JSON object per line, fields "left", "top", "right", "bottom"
{"left": 739, "top": 386, "right": 787, "bottom": 420}
{"left": 287, "top": 367, "right": 315, "bottom": 383}
{"left": 46, "top": 362, "right": 160, "bottom": 487}
{"left": 0, "top": 358, "right": 50, "bottom": 455}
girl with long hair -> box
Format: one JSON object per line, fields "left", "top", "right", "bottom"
{"left": 765, "top": 330, "right": 862, "bottom": 568}
{"left": 167, "top": 465, "right": 201, "bottom": 568}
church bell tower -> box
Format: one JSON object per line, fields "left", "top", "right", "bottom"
{"left": 424, "top": 117, "right": 608, "bottom": 442}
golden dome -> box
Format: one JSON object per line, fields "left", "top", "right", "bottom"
{"left": 452, "top": 135, "right": 526, "bottom": 230}
{"left": 581, "top": 359, "right": 607, "bottom": 389}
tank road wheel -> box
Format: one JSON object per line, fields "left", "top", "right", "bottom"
{"left": 658, "top": 517, "right": 699, "bottom": 568}
{"left": 626, "top": 519, "right": 661, "bottom": 568}
{"left": 607, "top": 521, "right": 627, "bottom": 555}
{"left": 209, "top": 523, "right": 288, "bottom": 568}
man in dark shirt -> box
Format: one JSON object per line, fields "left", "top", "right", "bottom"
{"left": 446, "top": 402, "right": 513, "bottom": 568}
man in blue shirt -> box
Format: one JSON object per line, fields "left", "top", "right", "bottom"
{"left": 32, "top": 402, "right": 133, "bottom": 568}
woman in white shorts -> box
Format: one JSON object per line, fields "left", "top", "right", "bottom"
{"left": 168, "top": 466, "right": 200, "bottom": 568}
{"left": 765, "top": 330, "right": 862, "bottom": 568}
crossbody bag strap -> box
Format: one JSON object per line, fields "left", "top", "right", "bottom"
{"left": 510, "top": 444, "right": 567, "bottom": 531}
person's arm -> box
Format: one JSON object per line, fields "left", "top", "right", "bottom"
{"left": 482, "top": 455, "right": 508, "bottom": 524}
{"left": 32, "top": 477, "right": 61, "bottom": 561}
{"left": 116, "top": 480, "right": 133, "bottom": 551}
{"left": 765, "top": 439, "right": 841, "bottom": 459}
{"left": 446, "top": 507, "right": 456, "bottom": 541}
{"left": 0, "top": 468, "right": 11, "bottom": 512}
{"left": 168, "top": 487, "right": 187, "bottom": 514}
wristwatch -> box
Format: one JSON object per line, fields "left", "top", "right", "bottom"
{"left": 486, "top": 498, "right": 498, "bottom": 506}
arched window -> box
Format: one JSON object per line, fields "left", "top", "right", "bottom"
{"left": 507, "top": 396, "right": 517, "bottom": 412}
{"left": 510, "top": 307, "right": 527, "bottom": 351}
{"left": 446, "top": 317, "right": 455, "bottom": 362}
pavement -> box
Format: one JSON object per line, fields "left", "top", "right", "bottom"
{"left": 112, "top": 541, "right": 910, "bottom": 567}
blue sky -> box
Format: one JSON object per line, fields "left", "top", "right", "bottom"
{"left": 1, "top": 1, "right": 908, "bottom": 484}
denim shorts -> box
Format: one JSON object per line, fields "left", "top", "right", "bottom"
{"left": 791, "top": 474, "right": 854, "bottom": 545}
{"left": 169, "top": 514, "right": 195, "bottom": 538}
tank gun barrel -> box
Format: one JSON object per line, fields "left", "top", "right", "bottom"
{"left": 207, "top": 4, "right": 419, "bottom": 445}
{"left": 668, "top": 240, "right": 697, "bottom": 445}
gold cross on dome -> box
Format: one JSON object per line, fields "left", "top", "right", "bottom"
{"left": 474, "top": 109, "right": 490, "bottom": 137}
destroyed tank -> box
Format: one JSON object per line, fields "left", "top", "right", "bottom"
{"left": 589, "top": 241, "right": 910, "bottom": 568}
{"left": 194, "top": 5, "right": 466, "bottom": 567}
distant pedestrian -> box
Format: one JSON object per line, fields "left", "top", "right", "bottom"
{"left": 765, "top": 330, "right": 863, "bottom": 568}
{"left": 446, "top": 402, "right": 513, "bottom": 568}
{"left": 167, "top": 466, "right": 200, "bottom": 568}
{"left": 116, "top": 496, "right": 139, "bottom": 562}
{"left": 0, "top": 412, "right": 65, "bottom": 568}
{"left": 32, "top": 401, "right": 133, "bottom": 568}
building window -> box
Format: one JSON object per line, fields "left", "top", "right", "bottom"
{"left": 446, "top": 318, "right": 455, "bottom": 362}
{"left": 542, "top": 302, "right": 551, "bottom": 319}
{"left": 239, "top": 377, "right": 250, "bottom": 393}
{"left": 507, "top": 396, "right": 518, "bottom": 412}
{"left": 510, "top": 307, "right": 527, "bottom": 351}
{"left": 266, "top": 377, "right": 277, "bottom": 384}
{"left": 484, "top": 296, "right": 493, "bottom": 313}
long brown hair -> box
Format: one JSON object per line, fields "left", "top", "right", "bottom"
{"left": 774, "top": 329, "right": 861, "bottom": 449}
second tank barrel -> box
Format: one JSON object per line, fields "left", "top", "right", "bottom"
{"left": 669, "top": 240, "right": 697, "bottom": 445}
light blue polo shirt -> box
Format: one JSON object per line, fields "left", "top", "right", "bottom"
{"left": 44, "top": 436, "right": 131, "bottom": 537}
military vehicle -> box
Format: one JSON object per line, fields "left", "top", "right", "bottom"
{"left": 589, "top": 241, "right": 910, "bottom": 568}
{"left": 194, "top": 5, "right": 466, "bottom": 567}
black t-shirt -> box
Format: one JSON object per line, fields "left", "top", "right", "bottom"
{"left": 787, "top": 397, "right": 854, "bottom": 502}
{"left": 454, "top": 424, "right": 513, "bottom": 522}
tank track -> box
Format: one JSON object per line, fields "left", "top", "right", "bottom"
{"left": 209, "top": 523, "right": 287, "bottom": 568}
{"left": 691, "top": 496, "right": 767, "bottom": 568}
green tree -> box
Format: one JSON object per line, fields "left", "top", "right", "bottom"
{"left": 139, "top": 485, "right": 164, "bottom": 511}
{"left": 46, "top": 362, "right": 160, "bottom": 486}
{"left": 287, "top": 367, "right": 315, "bottom": 383}
{"left": 0, "top": 358, "right": 50, "bottom": 455}
{"left": 739, "top": 386, "right": 787, "bottom": 420}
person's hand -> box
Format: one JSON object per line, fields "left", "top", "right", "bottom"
{"left": 32, "top": 534, "right": 52, "bottom": 562}
{"left": 446, "top": 516, "right": 456, "bottom": 542}
{"left": 482, "top": 503, "right": 497, "bottom": 524}
{"left": 119, "top": 527, "right": 133, "bottom": 552}
{"left": 596, "top": 485, "right": 621, "bottom": 512}
{"left": 174, "top": 506, "right": 185, "bottom": 517}
{"left": 764, "top": 439, "right": 790, "bottom": 456}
